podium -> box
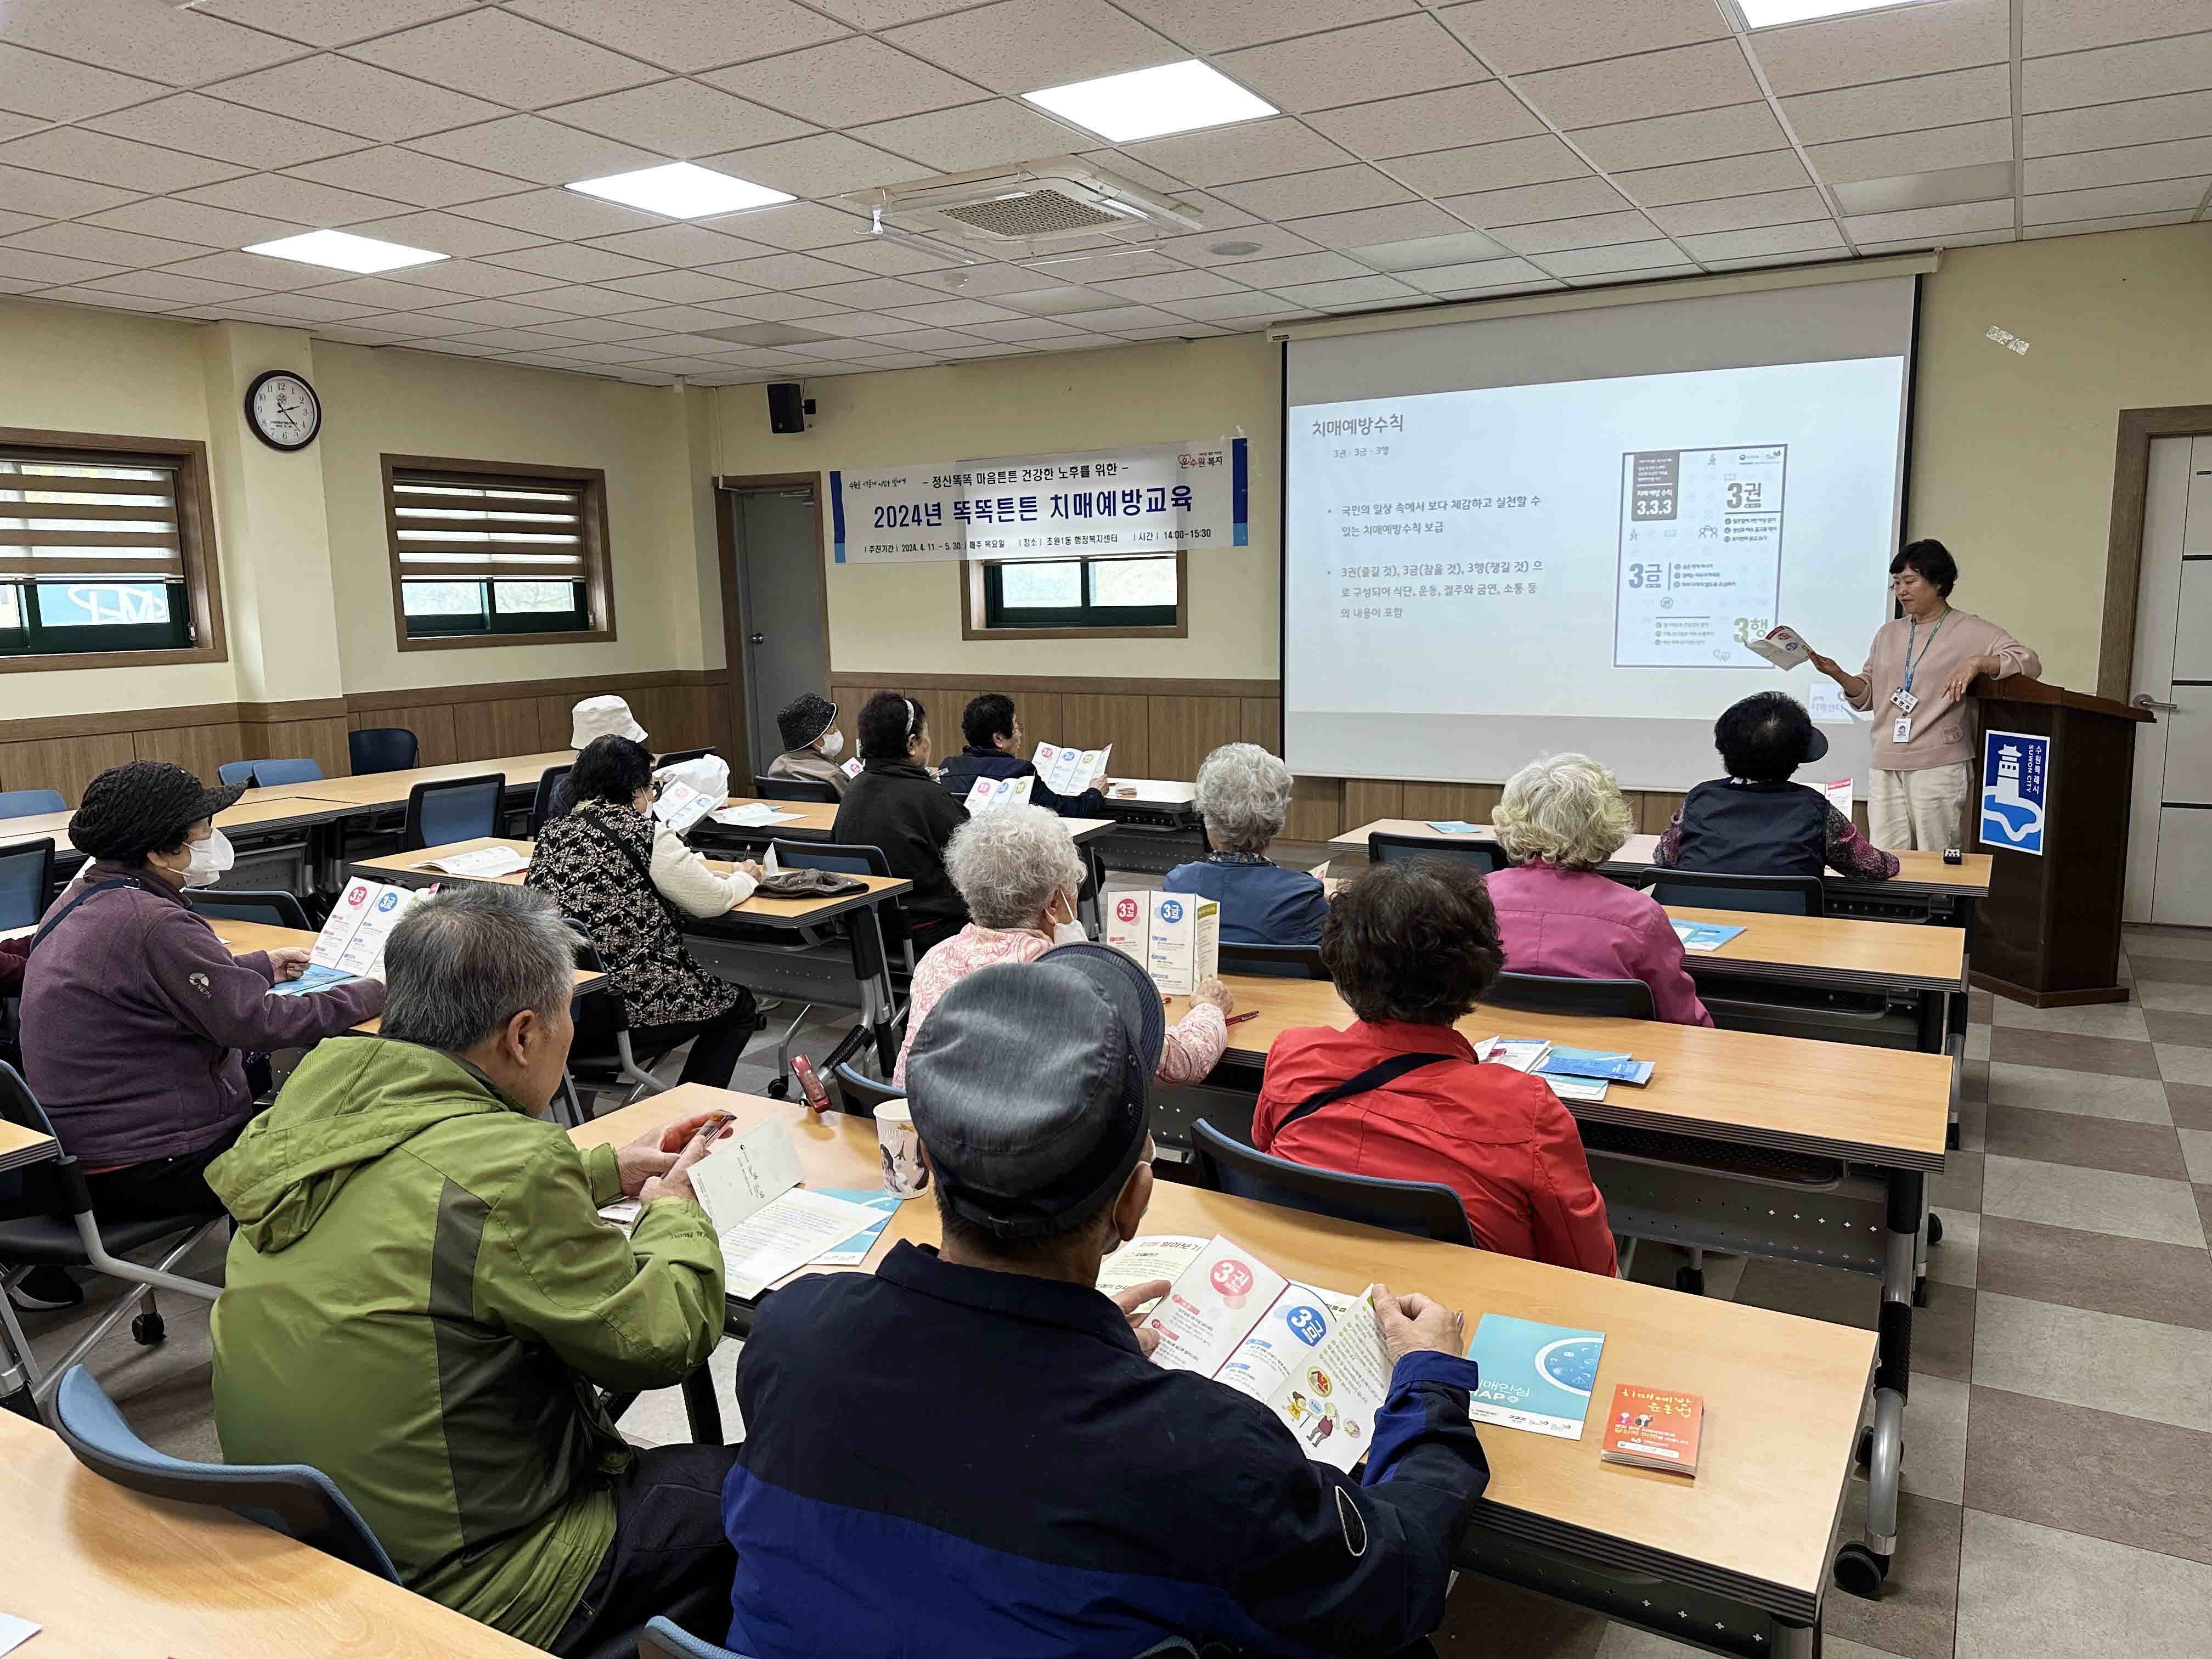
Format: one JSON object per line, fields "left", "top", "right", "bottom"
{"left": 1967, "top": 676, "right": 2151, "bottom": 1007}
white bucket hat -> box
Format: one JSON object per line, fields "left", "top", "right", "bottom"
{"left": 571, "top": 694, "right": 647, "bottom": 748}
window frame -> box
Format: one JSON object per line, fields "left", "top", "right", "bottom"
{"left": 960, "top": 549, "right": 1187, "bottom": 642}
{"left": 381, "top": 453, "right": 617, "bottom": 652}
{"left": 0, "top": 425, "right": 227, "bottom": 674}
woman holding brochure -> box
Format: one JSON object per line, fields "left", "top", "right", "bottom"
{"left": 527, "top": 735, "right": 763, "bottom": 1089}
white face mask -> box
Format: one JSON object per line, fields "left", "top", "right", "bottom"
{"left": 819, "top": 729, "right": 844, "bottom": 759}
{"left": 178, "top": 828, "right": 235, "bottom": 888}
{"left": 1049, "top": 889, "right": 1087, "bottom": 946}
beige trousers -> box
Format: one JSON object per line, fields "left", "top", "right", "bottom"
{"left": 1869, "top": 762, "right": 1971, "bottom": 853}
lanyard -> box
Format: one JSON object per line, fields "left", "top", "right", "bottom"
{"left": 1900, "top": 612, "right": 1947, "bottom": 693}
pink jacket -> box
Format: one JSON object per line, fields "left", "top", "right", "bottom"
{"left": 1485, "top": 863, "right": 1713, "bottom": 1028}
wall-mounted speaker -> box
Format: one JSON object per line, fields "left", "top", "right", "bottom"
{"left": 766, "top": 381, "right": 812, "bottom": 433}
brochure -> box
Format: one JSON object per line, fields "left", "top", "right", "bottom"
{"left": 1464, "top": 1314, "right": 1607, "bottom": 1440}
{"left": 1821, "top": 777, "right": 1855, "bottom": 820}
{"left": 964, "top": 774, "right": 1035, "bottom": 814}
{"left": 690, "top": 1119, "right": 887, "bottom": 1297}
{"left": 1669, "top": 918, "right": 1746, "bottom": 953}
{"left": 711, "top": 802, "right": 803, "bottom": 828}
{"left": 422, "top": 845, "right": 529, "bottom": 878}
{"left": 1745, "top": 623, "right": 1812, "bottom": 671}
{"left": 1033, "top": 740, "right": 1111, "bottom": 797}
{"left": 1600, "top": 1383, "right": 1705, "bottom": 1476}
{"left": 1097, "top": 1233, "right": 1210, "bottom": 1304}
{"left": 810, "top": 1188, "right": 903, "bottom": 1266}
{"left": 1475, "top": 1037, "right": 1551, "bottom": 1073}
{"left": 1139, "top": 1235, "right": 1390, "bottom": 1474}
{"left": 268, "top": 962, "right": 362, "bottom": 998}
{"left": 1103, "top": 890, "right": 1220, "bottom": 997}
{"left": 1425, "top": 820, "right": 1482, "bottom": 835}
{"left": 1539, "top": 1048, "right": 1654, "bottom": 1087}
{"left": 287, "top": 877, "right": 421, "bottom": 989}
{"left": 1542, "top": 1074, "right": 1610, "bottom": 1103}
{"left": 653, "top": 778, "right": 718, "bottom": 835}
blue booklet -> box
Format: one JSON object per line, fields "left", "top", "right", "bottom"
{"left": 1465, "top": 1314, "right": 1607, "bottom": 1440}
{"left": 268, "top": 963, "right": 360, "bottom": 998}
{"left": 1539, "top": 1048, "right": 1655, "bottom": 1086}
{"left": 1425, "top": 820, "right": 1482, "bottom": 835}
{"left": 1669, "top": 919, "right": 1746, "bottom": 953}
{"left": 810, "top": 1188, "right": 902, "bottom": 1266}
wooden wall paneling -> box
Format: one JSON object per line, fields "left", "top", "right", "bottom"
{"left": 132, "top": 721, "right": 245, "bottom": 781}
{"left": 1147, "top": 695, "right": 1243, "bottom": 782}
{"left": 248, "top": 717, "right": 350, "bottom": 780}
{"left": 1282, "top": 775, "right": 1342, "bottom": 843}
{"left": 351, "top": 702, "right": 459, "bottom": 769}
{"left": 1240, "top": 698, "right": 1282, "bottom": 752}
{"left": 0, "top": 733, "right": 138, "bottom": 805}
{"left": 451, "top": 697, "right": 541, "bottom": 763}
{"left": 1007, "top": 691, "right": 1060, "bottom": 747}
{"left": 1057, "top": 694, "right": 1152, "bottom": 775}
{"left": 1639, "top": 792, "right": 1685, "bottom": 835}
{"left": 1403, "top": 782, "right": 1502, "bottom": 822}
{"left": 914, "top": 686, "right": 976, "bottom": 761}
{"left": 534, "top": 694, "right": 575, "bottom": 753}
{"left": 1342, "top": 781, "right": 1404, "bottom": 825}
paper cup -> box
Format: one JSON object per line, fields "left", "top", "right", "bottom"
{"left": 874, "top": 1099, "right": 928, "bottom": 1198}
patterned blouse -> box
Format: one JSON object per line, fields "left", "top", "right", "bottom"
{"left": 526, "top": 799, "right": 744, "bottom": 1029}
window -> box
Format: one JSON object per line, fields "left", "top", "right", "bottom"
{"left": 963, "top": 551, "right": 1184, "bottom": 639}
{"left": 381, "top": 455, "right": 613, "bottom": 648}
{"left": 0, "top": 431, "right": 224, "bottom": 670}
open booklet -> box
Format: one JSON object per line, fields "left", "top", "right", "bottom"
{"left": 1745, "top": 623, "right": 1812, "bottom": 671}
{"left": 682, "top": 1118, "right": 893, "bottom": 1297}
{"left": 652, "top": 779, "right": 721, "bottom": 836}
{"left": 269, "top": 877, "right": 422, "bottom": 996}
{"left": 1032, "top": 741, "right": 1111, "bottom": 798}
{"left": 421, "top": 845, "right": 529, "bottom": 878}
{"left": 1099, "top": 1233, "right": 1389, "bottom": 1473}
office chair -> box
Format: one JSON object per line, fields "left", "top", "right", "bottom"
{"left": 752, "top": 774, "right": 839, "bottom": 804}
{"left": 184, "top": 889, "right": 314, "bottom": 932}
{"left": 0, "top": 789, "right": 65, "bottom": 820}
{"left": 1190, "top": 1119, "right": 1476, "bottom": 1245}
{"left": 1367, "top": 830, "right": 1508, "bottom": 873}
{"left": 52, "top": 1365, "right": 399, "bottom": 1581}
{"left": 1482, "top": 971, "right": 1656, "bottom": 1020}
{"left": 564, "top": 933, "right": 678, "bottom": 1113}
{"left": 640, "top": 1617, "right": 749, "bottom": 1659}
{"left": 348, "top": 727, "right": 419, "bottom": 775}
{"left": 400, "top": 774, "right": 505, "bottom": 852}
{"left": 832, "top": 1058, "right": 904, "bottom": 1117}
{"left": 1641, "top": 868, "right": 1826, "bottom": 918}
{"left": 0, "top": 839, "right": 54, "bottom": 932}
{"left": 216, "top": 760, "right": 257, "bottom": 787}
{"left": 0, "top": 1064, "right": 223, "bottom": 1414}
{"left": 1218, "top": 939, "right": 1327, "bottom": 979}
{"left": 656, "top": 746, "right": 716, "bottom": 769}
{"left": 529, "top": 764, "right": 574, "bottom": 837}
{"left": 250, "top": 758, "right": 324, "bottom": 788}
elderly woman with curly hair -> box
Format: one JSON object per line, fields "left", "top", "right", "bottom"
{"left": 1486, "top": 753, "right": 1711, "bottom": 1027}
{"left": 893, "top": 804, "right": 1233, "bottom": 1087}
{"left": 1161, "top": 743, "right": 1328, "bottom": 945}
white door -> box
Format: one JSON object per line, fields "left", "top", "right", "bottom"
{"left": 2125, "top": 434, "right": 2212, "bottom": 925}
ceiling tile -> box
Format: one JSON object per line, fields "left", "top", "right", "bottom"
{"left": 419, "top": 296, "right": 573, "bottom": 327}
{"left": 1702, "top": 246, "right": 1849, "bottom": 271}
{"left": 83, "top": 92, "right": 366, "bottom": 170}
{"left": 436, "top": 326, "right": 580, "bottom": 351}
{"left": 1156, "top": 288, "right": 1306, "bottom": 320}
{"left": 407, "top": 115, "right": 664, "bottom": 186}
{"left": 1491, "top": 208, "right": 1663, "bottom": 253}
{"left": 793, "top": 307, "right": 921, "bottom": 335}
{"left": 482, "top": 243, "right": 668, "bottom": 283}
{"left": 1398, "top": 253, "right": 1548, "bottom": 290}
{"left": 884, "top": 0, "right": 1181, "bottom": 98}
{"left": 5, "top": 221, "right": 212, "bottom": 265}
{"left": 537, "top": 314, "right": 662, "bottom": 340}
{"left": 1678, "top": 220, "right": 1846, "bottom": 261}
{"left": 800, "top": 274, "right": 953, "bottom": 308}
{"left": 2023, "top": 0, "right": 2209, "bottom": 58}
{"left": 449, "top": 188, "right": 664, "bottom": 240}
{"left": 702, "top": 201, "right": 868, "bottom": 250}
{"left": 1750, "top": 0, "right": 2010, "bottom": 97}
{"left": 1211, "top": 163, "right": 1412, "bottom": 219}
{"left": 1831, "top": 158, "right": 2015, "bottom": 213}
{"left": 2022, "top": 177, "right": 2210, "bottom": 221}
{"left": 707, "top": 132, "right": 923, "bottom": 196}
{"left": 1617, "top": 148, "right": 1812, "bottom": 206}
{"left": 955, "top": 312, "right": 1096, "bottom": 338}
{"left": 0, "top": 208, "right": 44, "bottom": 238}
{"left": 0, "top": 245, "right": 127, "bottom": 285}
{"left": 1065, "top": 302, "right": 1188, "bottom": 329}
{"left": 205, "top": 55, "right": 506, "bottom": 142}
{"left": 1854, "top": 228, "right": 2015, "bottom": 253}
{"left": 583, "top": 224, "right": 772, "bottom": 265}
{"left": 1838, "top": 198, "right": 2017, "bottom": 241}
{"left": 708, "top": 290, "right": 850, "bottom": 320}
{"left": 341, "top": 307, "right": 496, "bottom": 335}
{"left": 0, "top": 114, "right": 33, "bottom": 144}
{"left": 2026, "top": 89, "right": 2212, "bottom": 156}
{"left": 866, "top": 326, "right": 986, "bottom": 351}
{"left": 1265, "top": 273, "right": 1418, "bottom": 308}
{"left": 341, "top": 209, "right": 550, "bottom": 257}
{"left": 193, "top": 1, "right": 478, "bottom": 49}
{"left": 1071, "top": 148, "right": 1188, "bottom": 195}
{"left": 286, "top": 146, "right": 530, "bottom": 209}
{"left": 544, "top": 340, "right": 685, "bottom": 363}
{"left": 1436, "top": 0, "right": 1728, "bottom": 75}
{"left": 1350, "top": 228, "right": 1512, "bottom": 268}
{"left": 705, "top": 37, "right": 985, "bottom": 127}
{"left": 1305, "top": 81, "right": 1544, "bottom": 160}
{"left": 1648, "top": 186, "right": 1832, "bottom": 235}
{"left": 1094, "top": 268, "right": 1253, "bottom": 302}
{"left": 849, "top": 99, "right": 1085, "bottom": 172}
{"left": 2023, "top": 208, "right": 2196, "bottom": 238}
{"left": 37, "top": 286, "right": 184, "bottom": 313}
{"left": 1218, "top": 249, "right": 1374, "bottom": 285}
{"left": 296, "top": 274, "right": 463, "bottom": 308}
{"left": 709, "top": 250, "right": 881, "bottom": 287}
{"left": 594, "top": 269, "right": 759, "bottom": 302}
{"left": 2022, "top": 33, "right": 2212, "bottom": 114}
{"left": 611, "top": 331, "right": 750, "bottom": 354}
{"left": 219, "top": 289, "right": 380, "bottom": 320}
{"left": 1220, "top": 15, "right": 1489, "bottom": 112}
{"left": 0, "top": 163, "right": 139, "bottom": 218}
{"left": 1022, "top": 246, "right": 1182, "bottom": 281}
{"left": 545, "top": 81, "right": 814, "bottom": 159}
{"left": 1444, "top": 174, "right": 1626, "bottom": 226}
{"left": 385, "top": 258, "right": 566, "bottom": 297}
{"left": 1385, "top": 136, "right": 1595, "bottom": 198}
{"left": 504, "top": 0, "right": 850, "bottom": 74}
{"left": 1533, "top": 239, "right": 1685, "bottom": 276}
{"left": 901, "top": 261, "right": 1063, "bottom": 296}
{"left": 0, "top": 0, "right": 302, "bottom": 87}
{"left": 990, "top": 282, "right": 1122, "bottom": 313}
{"left": 504, "top": 283, "right": 657, "bottom": 315}
{"left": 1151, "top": 223, "right": 1324, "bottom": 263}
{"left": 1113, "top": 0, "right": 1415, "bottom": 55}
{"left": 81, "top": 197, "right": 305, "bottom": 247}
{"left": 77, "top": 268, "right": 267, "bottom": 302}
{"left": 157, "top": 249, "right": 335, "bottom": 286}
{"left": 1572, "top": 102, "right": 1791, "bottom": 171}
{"left": 1285, "top": 199, "right": 1466, "bottom": 247}
{"left": 344, "top": 12, "right": 661, "bottom": 107}
{"left": 0, "top": 128, "right": 242, "bottom": 194}
{"left": 806, "top": 235, "right": 958, "bottom": 274}
{"left": 1808, "top": 120, "right": 2015, "bottom": 185}
{"left": 2024, "top": 136, "right": 2212, "bottom": 193}
{"left": 0, "top": 42, "right": 167, "bottom": 121}
{"left": 182, "top": 172, "right": 407, "bottom": 226}
{"left": 1516, "top": 40, "right": 1761, "bottom": 129}
{"left": 1781, "top": 65, "right": 2011, "bottom": 146}
{"left": 1125, "top": 120, "right": 1356, "bottom": 187}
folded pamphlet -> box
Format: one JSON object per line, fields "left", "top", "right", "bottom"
{"left": 1465, "top": 1313, "right": 1607, "bottom": 1440}
{"left": 840, "top": 757, "right": 865, "bottom": 779}
{"left": 1426, "top": 820, "right": 1482, "bottom": 835}
{"left": 1669, "top": 918, "right": 1746, "bottom": 953}
{"left": 1542, "top": 1074, "right": 1610, "bottom": 1103}
{"left": 1104, "top": 889, "right": 1219, "bottom": 997}
{"left": 1475, "top": 1037, "right": 1551, "bottom": 1073}
{"left": 1745, "top": 623, "right": 1812, "bottom": 671}
{"left": 653, "top": 778, "right": 719, "bottom": 835}
{"left": 1033, "top": 740, "right": 1111, "bottom": 797}
{"left": 268, "top": 962, "right": 361, "bottom": 999}
{"left": 422, "top": 845, "right": 530, "bottom": 878}
{"left": 809, "top": 1188, "right": 902, "bottom": 1266}
{"left": 710, "top": 802, "right": 802, "bottom": 828}
{"left": 1539, "top": 1048, "right": 1653, "bottom": 1086}
{"left": 294, "top": 877, "right": 422, "bottom": 985}
{"left": 964, "top": 774, "right": 1035, "bottom": 814}
{"left": 1820, "top": 778, "right": 1854, "bottom": 819}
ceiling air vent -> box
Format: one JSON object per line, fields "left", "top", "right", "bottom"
{"left": 844, "top": 157, "right": 1203, "bottom": 258}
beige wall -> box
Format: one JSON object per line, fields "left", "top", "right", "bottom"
{"left": 710, "top": 335, "right": 1281, "bottom": 679}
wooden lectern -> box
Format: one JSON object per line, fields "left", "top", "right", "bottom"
{"left": 1967, "top": 675, "right": 2152, "bottom": 1007}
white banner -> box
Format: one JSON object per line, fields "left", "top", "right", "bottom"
{"left": 828, "top": 438, "right": 1248, "bottom": 564}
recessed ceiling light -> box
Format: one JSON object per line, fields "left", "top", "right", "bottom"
{"left": 242, "top": 229, "right": 447, "bottom": 273}
{"left": 567, "top": 161, "right": 792, "bottom": 220}
{"left": 1209, "top": 240, "right": 1263, "bottom": 256}
{"left": 1831, "top": 161, "right": 2016, "bottom": 215}
{"left": 1023, "top": 59, "right": 1276, "bottom": 144}
{"left": 1736, "top": 0, "right": 1937, "bottom": 26}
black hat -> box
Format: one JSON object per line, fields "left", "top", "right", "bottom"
{"left": 776, "top": 692, "right": 837, "bottom": 752}
{"left": 905, "top": 944, "right": 1164, "bottom": 1240}
{"left": 69, "top": 761, "right": 242, "bottom": 864}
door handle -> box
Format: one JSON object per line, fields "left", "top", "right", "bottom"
{"left": 748, "top": 633, "right": 766, "bottom": 645}
{"left": 2134, "top": 693, "right": 2180, "bottom": 713}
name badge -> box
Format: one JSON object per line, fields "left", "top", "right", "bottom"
{"left": 1893, "top": 716, "right": 1913, "bottom": 744}
{"left": 1890, "top": 687, "right": 1918, "bottom": 713}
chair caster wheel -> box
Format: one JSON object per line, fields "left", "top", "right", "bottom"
{"left": 1914, "top": 1275, "right": 1929, "bottom": 1308}
{"left": 131, "top": 1311, "right": 165, "bottom": 1345}
{"left": 765, "top": 1077, "right": 789, "bottom": 1099}
{"left": 1926, "top": 1212, "right": 1944, "bottom": 1245}
{"left": 1855, "top": 1425, "right": 1874, "bottom": 1473}
{"left": 1946, "top": 1120, "right": 1960, "bottom": 1149}
{"left": 1674, "top": 1266, "right": 1705, "bottom": 1296}
{"left": 1833, "top": 1541, "right": 1889, "bottom": 1599}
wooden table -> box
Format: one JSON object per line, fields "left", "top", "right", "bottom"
{"left": 0, "top": 1409, "right": 541, "bottom": 1658}
{"left": 579, "top": 1086, "right": 1867, "bottom": 1656}
{"left": 280, "top": 752, "right": 574, "bottom": 811}
{"left": 0, "top": 1118, "right": 54, "bottom": 1175}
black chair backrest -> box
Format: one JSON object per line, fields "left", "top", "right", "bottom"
{"left": 1483, "top": 970, "right": 1656, "bottom": 1020}
{"left": 529, "top": 764, "right": 574, "bottom": 838}
{"left": 401, "top": 774, "right": 505, "bottom": 852}
{"left": 753, "top": 773, "right": 839, "bottom": 804}
{"left": 348, "top": 727, "right": 419, "bottom": 775}
{"left": 1368, "top": 831, "right": 1508, "bottom": 873}
{"left": 832, "top": 1059, "right": 903, "bottom": 1117}
{"left": 656, "top": 746, "right": 715, "bottom": 768}
{"left": 1641, "top": 867, "right": 1825, "bottom": 917}
{"left": 0, "top": 1061, "right": 54, "bottom": 1138}
{"left": 0, "top": 837, "right": 54, "bottom": 931}
{"left": 1218, "top": 939, "right": 1327, "bottom": 979}
{"left": 185, "top": 889, "right": 313, "bottom": 932}
{"left": 1190, "top": 1119, "right": 1475, "bottom": 1245}
{"left": 564, "top": 929, "right": 633, "bottom": 1058}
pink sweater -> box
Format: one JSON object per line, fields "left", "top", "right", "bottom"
{"left": 1846, "top": 607, "right": 2040, "bottom": 771}
{"left": 1485, "top": 863, "right": 1713, "bottom": 1028}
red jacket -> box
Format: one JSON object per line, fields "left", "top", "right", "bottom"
{"left": 1255, "top": 1019, "right": 1618, "bottom": 1277}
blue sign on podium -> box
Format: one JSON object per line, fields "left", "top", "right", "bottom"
{"left": 1979, "top": 728, "right": 2049, "bottom": 857}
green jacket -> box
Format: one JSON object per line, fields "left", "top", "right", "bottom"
{"left": 207, "top": 1035, "right": 724, "bottom": 1649}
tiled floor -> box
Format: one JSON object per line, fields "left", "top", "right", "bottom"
{"left": 14, "top": 927, "right": 2212, "bottom": 1657}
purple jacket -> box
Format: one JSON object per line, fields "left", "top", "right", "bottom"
{"left": 20, "top": 865, "right": 386, "bottom": 1171}
{"left": 1485, "top": 862, "right": 1713, "bottom": 1028}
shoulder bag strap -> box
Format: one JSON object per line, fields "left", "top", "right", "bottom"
{"left": 28, "top": 877, "right": 146, "bottom": 953}
{"left": 572, "top": 810, "right": 692, "bottom": 939}
{"left": 1279, "top": 1050, "right": 1457, "bottom": 1130}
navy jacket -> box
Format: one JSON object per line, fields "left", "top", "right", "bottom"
{"left": 938, "top": 744, "right": 1107, "bottom": 818}
{"left": 724, "top": 1243, "right": 1488, "bottom": 1659}
{"left": 831, "top": 761, "right": 969, "bottom": 929}
{"left": 1669, "top": 779, "right": 1828, "bottom": 878}
{"left": 1163, "top": 855, "right": 1330, "bottom": 946}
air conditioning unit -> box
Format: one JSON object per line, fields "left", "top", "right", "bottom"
{"left": 844, "top": 157, "right": 1203, "bottom": 257}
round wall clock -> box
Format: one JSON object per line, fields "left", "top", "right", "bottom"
{"left": 245, "top": 369, "right": 321, "bottom": 452}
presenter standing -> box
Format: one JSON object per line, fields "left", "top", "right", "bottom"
{"left": 1808, "top": 539, "right": 2041, "bottom": 853}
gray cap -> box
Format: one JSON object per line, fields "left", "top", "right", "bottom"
{"left": 905, "top": 943, "right": 1164, "bottom": 1240}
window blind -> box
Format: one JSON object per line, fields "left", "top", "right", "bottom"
{"left": 0, "top": 452, "right": 185, "bottom": 581}
{"left": 389, "top": 467, "right": 590, "bottom": 581}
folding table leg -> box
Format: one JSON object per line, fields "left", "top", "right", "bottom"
{"left": 1837, "top": 1167, "right": 1921, "bottom": 1599}
{"left": 681, "top": 1363, "right": 724, "bottom": 1444}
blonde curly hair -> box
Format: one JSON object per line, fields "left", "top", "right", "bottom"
{"left": 1493, "top": 753, "right": 1634, "bottom": 871}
